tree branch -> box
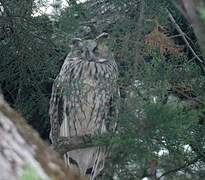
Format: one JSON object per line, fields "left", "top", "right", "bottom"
{"left": 53, "top": 133, "right": 113, "bottom": 156}
{"left": 133, "top": 0, "right": 145, "bottom": 75}
{"left": 157, "top": 157, "right": 199, "bottom": 180}
{"left": 174, "top": 0, "right": 205, "bottom": 61}
{"left": 167, "top": 10, "right": 204, "bottom": 64}
{"left": 171, "top": 86, "right": 205, "bottom": 108}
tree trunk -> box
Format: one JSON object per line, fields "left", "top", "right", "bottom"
{"left": 0, "top": 93, "right": 86, "bottom": 180}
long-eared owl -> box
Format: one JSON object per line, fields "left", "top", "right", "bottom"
{"left": 49, "top": 33, "right": 118, "bottom": 179}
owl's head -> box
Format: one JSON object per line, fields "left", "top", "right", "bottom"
{"left": 69, "top": 33, "right": 112, "bottom": 62}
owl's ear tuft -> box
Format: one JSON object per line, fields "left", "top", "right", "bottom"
{"left": 96, "top": 32, "right": 109, "bottom": 45}
{"left": 70, "top": 38, "right": 82, "bottom": 48}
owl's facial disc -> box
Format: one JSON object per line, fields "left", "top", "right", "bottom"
{"left": 84, "top": 48, "right": 96, "bottom": 62}
{"left": 83, "top": 40, "right": 98, "bottom": 62}
{"left": 69, "top": 36, "right": 109, "bottom": 62}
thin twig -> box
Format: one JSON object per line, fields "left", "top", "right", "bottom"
{"left": 133, "top": 0, "right": 145, "bottom": 76}
{"left": 167, "top": 10, "right": 204, "bottom": 64}
{"left": 157, "top": 157, "right": 199, "bottom": 180}
{"left": 171, "top": 86, "right": 205, "bottom": 107}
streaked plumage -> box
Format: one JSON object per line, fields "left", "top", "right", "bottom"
{"left": 49, "top": 33, "right": 118, "bottom": 179}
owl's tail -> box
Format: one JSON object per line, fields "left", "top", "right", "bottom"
{"left": 60, "top": 115, "right": 106, "bottom": 179}
{"left": 64, "top": 147, "right": 106, "bottom": 180}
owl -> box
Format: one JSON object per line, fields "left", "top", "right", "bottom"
{"left": 49, "top": 33, "right": 118, "bottom": 179}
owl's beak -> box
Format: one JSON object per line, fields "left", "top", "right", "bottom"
{"left": 85, "top": 49, "right": 96, "bottom": 62}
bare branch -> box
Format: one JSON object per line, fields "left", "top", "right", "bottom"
{"left": 173, "top": 0, "right": 205, "bottom": 61}
{"left": 167, "top": 10, "right": 204, "bottom": 64}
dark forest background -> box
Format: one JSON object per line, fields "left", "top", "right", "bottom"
{"left": 1, "top": 0, "right": 205, "bottom": 179}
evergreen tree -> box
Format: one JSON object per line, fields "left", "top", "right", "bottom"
{"left": 55, "top": 1, "right": 205, "bottom": 179}
{"left": 0, "top": 0, "right": 62, "bottom": 138}
{"left": 1, "top": 0, "right": 205, "bottom": 179}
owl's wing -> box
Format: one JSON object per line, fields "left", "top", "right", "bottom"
{"left": 49, "top": 75, "right": 64, "bottom": 143}
{"left": 49, "top": 59, "right": 71, "bottom": 143}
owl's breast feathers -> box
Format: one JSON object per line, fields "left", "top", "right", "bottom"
{"left": 61, "top": 57, "right": 118, "bottom": 83}
{"left": 50, "top": 57, "right": 118, "bottom": 138}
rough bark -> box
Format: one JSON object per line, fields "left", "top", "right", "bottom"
{"left": 0, "top": 94, "right": 86, "bottom": 180}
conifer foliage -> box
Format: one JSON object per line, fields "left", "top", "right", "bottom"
{"left": 1, "top": 0, "right": 205, "bottom": 179}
